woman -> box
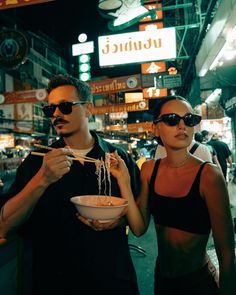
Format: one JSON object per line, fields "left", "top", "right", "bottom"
{"left": 110, "top": 96, "right": 236, "bottom": 295}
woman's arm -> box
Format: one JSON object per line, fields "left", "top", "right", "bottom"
{"left": 201, "top": 164, "right": 236, "bottom": 294}
{"left": 110, "top": 153, "right": 150, "bottom": 236}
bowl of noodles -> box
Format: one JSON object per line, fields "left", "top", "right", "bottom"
{"left": 70, "top": 195, "right": 128, "bottom": 222}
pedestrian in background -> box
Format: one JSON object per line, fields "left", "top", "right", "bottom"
{"left": 204, "top": 131, "right": 232, "bottom": 180}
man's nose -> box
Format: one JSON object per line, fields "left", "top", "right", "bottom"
{"left": 53, "top": 106, "right": 62, "bottom": 117}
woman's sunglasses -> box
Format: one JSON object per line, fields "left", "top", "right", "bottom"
{"left": 42, "top": 101, "right": 86, "bottom": 118}
{"left": 153, "top": 113, "right": 201, "bottom": 127}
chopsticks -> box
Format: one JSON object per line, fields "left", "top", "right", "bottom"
{"left": 32, "top": 144, "right": 100, "bottom": 163}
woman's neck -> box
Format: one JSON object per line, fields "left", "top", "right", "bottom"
{"left": 165, "top": 151, "right": 191, "bottom": 168}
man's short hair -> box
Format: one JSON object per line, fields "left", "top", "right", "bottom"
{"left": 47, "top": 74, "right": 93, "bottom": 103}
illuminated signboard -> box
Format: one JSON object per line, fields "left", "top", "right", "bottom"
{"left": 98, "top": 28, "right": 176, "bottom": 67}
{"left": 72, "top": 41, "right": 94, "bottom": 56}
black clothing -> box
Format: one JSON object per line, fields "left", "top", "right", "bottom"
{"left": 154, "top": 259, "right": 219, "bottom": 295}
{"left": 1, "top": 132, "right": 140, "bottom": 295}
{"left": 207, "top": 139, "right": 231, "bottom": 179}
{"left": 149, "top": 160, "right": 211, "bottom": 235}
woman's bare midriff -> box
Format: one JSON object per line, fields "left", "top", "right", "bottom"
{"left": 155, "top": 224, "right": 210, "bottom": 277}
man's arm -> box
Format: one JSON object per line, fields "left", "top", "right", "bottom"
{"left": 0, "top": 148, "right": 73, "bottom": 239}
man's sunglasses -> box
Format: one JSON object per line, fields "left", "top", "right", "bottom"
{"left": 153, "top": 113, "right": 201, "bottom": 127}
{"left": 42, "top": 101, "right": 86, "bottom": 118}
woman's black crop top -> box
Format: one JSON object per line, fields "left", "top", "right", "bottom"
{"left": 149, "top": 160, "right": 211, "bottom": 235}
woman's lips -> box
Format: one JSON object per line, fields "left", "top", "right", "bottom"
{"left": 175, "top": 133, "right": 188, "bottom": 139}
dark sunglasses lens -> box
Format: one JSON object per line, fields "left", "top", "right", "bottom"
{"left": 163, "top": 114, "right": 180, "bottom": 126}
{"left": 184, "top": 114, "right": 201, "bottom": 127}
{"left": 58, "top": 102, "right": 72, "bottom": 114}
{"left": 42, "top": 106, "right": 55, "bottom": 118}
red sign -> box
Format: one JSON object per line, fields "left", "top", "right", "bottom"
{"left": 2, "top": 89, "right": 47, "bottom": 104}
{"left": 0, "top": 0, "right": 55, "bottom": 10}
{"left": 141, "top": 62, "right": 166, "bottom": 75}
{"left": 143, "top": 88, "right": 167, "bottom": 98}
{"left": 92, "top": 100, "right": 149, "bottom": 115}
{"left": 89, "top": 75, "right": 142, "bottom": 95}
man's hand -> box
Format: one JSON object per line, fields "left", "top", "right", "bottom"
{"left": 76, "top": 209, "right": 127, "bottom": 231}
{"left": 39, "top": 148, "right": 73, "bottom": 185}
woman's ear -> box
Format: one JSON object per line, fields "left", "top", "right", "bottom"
{"left": 152, "top": 123, "right": 160, "bottom": 137}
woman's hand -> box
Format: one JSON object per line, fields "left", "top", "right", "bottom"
{"left": 110, "top": 151, "right": 131, "bottom": 184}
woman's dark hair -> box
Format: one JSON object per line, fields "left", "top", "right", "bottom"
{"left": 46, "top": 74, "right": 93, "bottom": 102}
{"left": 152, "top": 95, "right": 190, "bottom": 122}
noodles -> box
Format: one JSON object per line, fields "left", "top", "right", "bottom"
{"left": 95, "top": 153, "right": 111, "bottom": 197}
{"left": 68, "top": 146, "right": 113, "bottom": 204}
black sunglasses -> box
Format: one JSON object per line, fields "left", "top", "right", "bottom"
{"left": 42, "top": 101, "right": 86, "bottom": 118}
{"left": 153, "top": 113, "right": 201, "bottom": 127}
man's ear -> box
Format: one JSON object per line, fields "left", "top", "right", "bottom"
{"left": 152, "top": 123, "right": 160, "bottom": 137}
{"left": 85, "top": 102, "right": 94, "bottom": 117}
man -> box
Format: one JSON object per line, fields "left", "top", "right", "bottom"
{"left": 206, "top": 131, "right": 232, "bottom": 180}
{"left": 0, "top": 75, "right": 140, "bottom": 295}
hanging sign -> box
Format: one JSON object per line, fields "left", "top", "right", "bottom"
{"left": 89, "top": 74, "right": 141, "bottom": 95}
{"left": 98, "top": 28, "right": 176, "bottom": 67}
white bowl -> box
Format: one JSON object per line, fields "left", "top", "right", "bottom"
{"left": 70, "top": 195, "right": 128, "bottom": 222}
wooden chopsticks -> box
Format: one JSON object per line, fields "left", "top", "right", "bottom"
{"left": 32, "top": 144, "right": 100, "bottom": 163}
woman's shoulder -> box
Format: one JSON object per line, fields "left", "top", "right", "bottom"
{"left": 140, "top": 159, "right": 156, "bottom": 179}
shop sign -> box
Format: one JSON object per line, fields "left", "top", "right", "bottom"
{"left": 142, "top": 87, "right": 167, "bottom": 98}
{"left": 0, "top": 0, "right": 55, "bottom": 10}
{"left": 142, "top": 73, "right": 182, "bottom": 89}
{"left": 89, "top": 75, "right": 141, "bottom": 95}
{"left": 141, "top": 62, "right": 166, "bottom": 75}
{"left": 91, "top": 100, "right": 149, "bottom": 115}
{"left": 127, "top": 122, "right": 153, "bottom": 133}
{"left": 0, "top": 29, "right": 28, "bottom": 69}
{"left": 72, "top": 41, "right": 94, "bottom": 56}
{"left": 98, "top": 28, "right": 176, "bottom": 67}
{"left": 1, "top": 88, "right": 47, "bottom": 104}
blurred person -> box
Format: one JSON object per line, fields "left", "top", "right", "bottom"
{"left": 0, "top": 74, "right": 140, "bottom": 295}
{"left": 206, "top": 132, "right": 232, "bottom": 180}
{"left": 195, "top": 131, "right": 222, "bottom": 171}
{"left": 110, "top": 96, "right": 236, "bottom": 294}
{"left": 155, "top": 131, "right": 212, "bottom": 162}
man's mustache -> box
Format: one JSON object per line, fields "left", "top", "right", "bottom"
{"left": 53, "top": 117, "right": 68, "bottom": 126}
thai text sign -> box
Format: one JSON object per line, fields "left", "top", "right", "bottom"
{"left": 1, "top": 89, "right": 47, "bottom": 104}
{"left": 89, "top": 75, "right": 141, "bottom": 95}
{"left": 98, "top": 28, "right": 176, "bottom": 67}
{"left": 91, "top": 100, "right": 149, "bottom": 115}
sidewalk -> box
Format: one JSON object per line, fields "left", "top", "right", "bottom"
{"left": 128, "top": 181, "right": 236, "bottom": 295}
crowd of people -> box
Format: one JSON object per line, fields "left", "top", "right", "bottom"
{"left": 0, "top": 75, "right": 235, "bottom": 295}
